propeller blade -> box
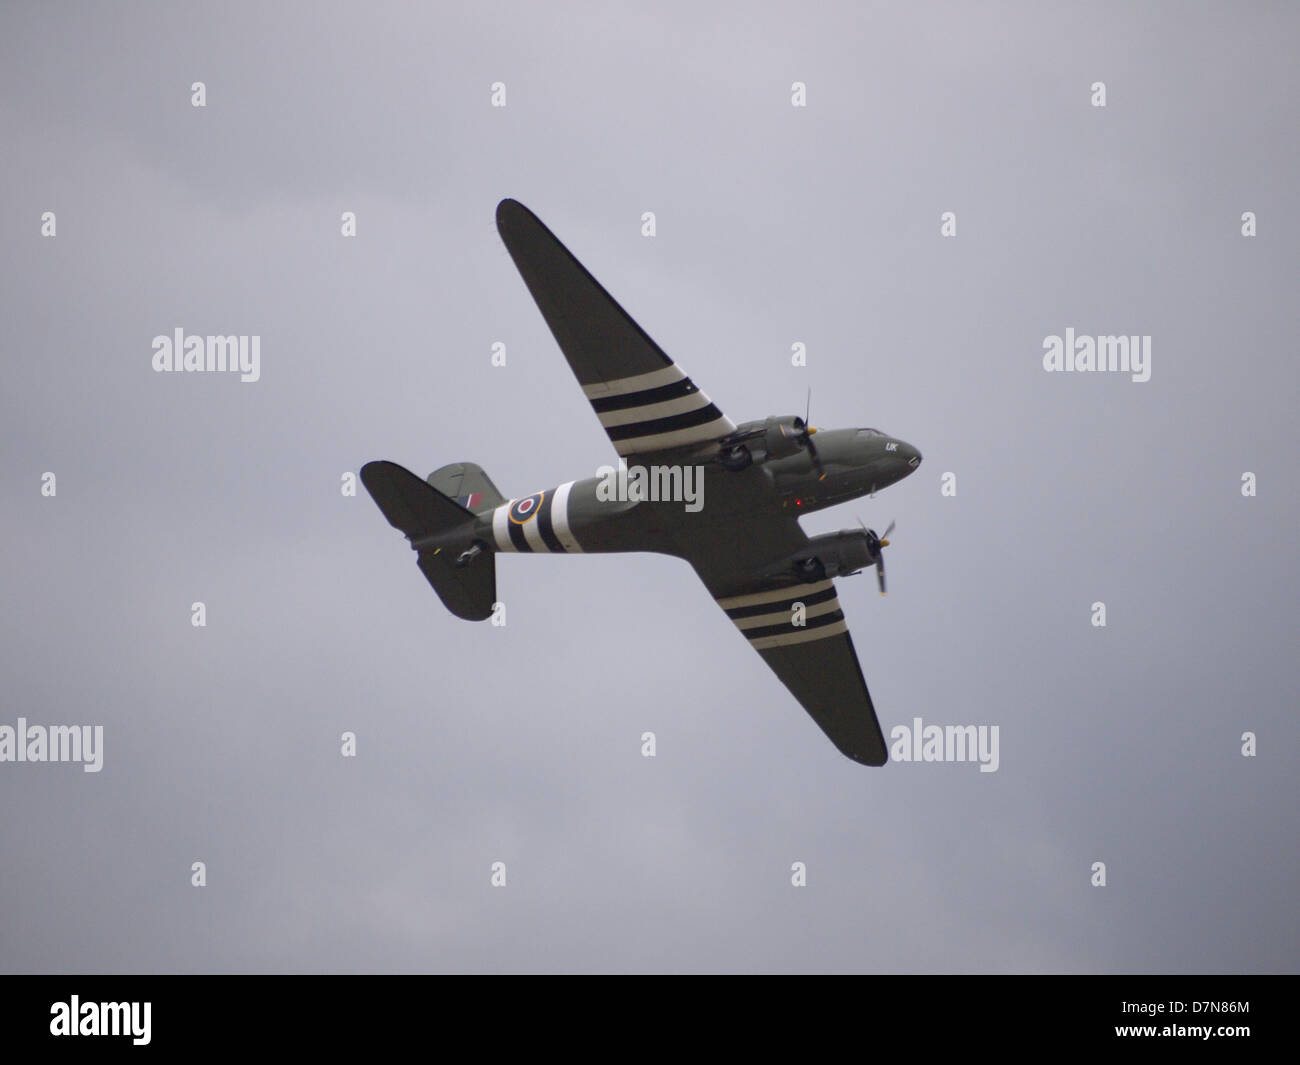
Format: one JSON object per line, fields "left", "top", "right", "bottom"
{"left": 805, "top": 431, "right": 827, "bottom": 480}
{"left": 857, "top": 517, "right": 894, "bottom": 592}
{"left": 789, "top": 391, "right": 823, "bottom": 477}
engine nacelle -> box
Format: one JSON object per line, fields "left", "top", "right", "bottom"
{"left": 768, "top": 529, "right": 877, "bottom": 581}
{"left": 762, "top": 415, "right": 806, "bottom": 461}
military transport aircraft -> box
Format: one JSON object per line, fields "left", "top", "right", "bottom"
{"left": 361, "top": 199, "right": 921, "bottom": 765}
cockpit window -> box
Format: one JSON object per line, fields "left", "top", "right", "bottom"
{"left": 857, "top": 428, "right": 884, "bottom": 436}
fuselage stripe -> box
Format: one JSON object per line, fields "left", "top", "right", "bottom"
{"left": 492, "top": 502, "right": 513, "bottom": 551}
{"left": 551, "top": 481, "right": 584, "bottom": 553}
{"left": 520, "top": 504, "right": 549, "bottom": 551}
{"left": 508, "top": 520, "right": 532, "bottom": 552}
{"left": 537, "top": 493, "right": 565, "bottom": 553}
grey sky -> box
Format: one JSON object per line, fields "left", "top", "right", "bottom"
{"left": 1, "top": 1, "right": 1296, "bottom": 973}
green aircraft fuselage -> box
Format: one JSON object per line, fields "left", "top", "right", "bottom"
{"left": 400, "top": 420, "right": 922, "bottom": 606}
{"left": 464, "top": 425, "right": 921, "bottom": 564}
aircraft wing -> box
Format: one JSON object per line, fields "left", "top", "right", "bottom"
{"left": 496, "top": 199, "right": 736, "bottom": 458}
{"left": 687, "top": 521, "right": 889, "bottom": 766}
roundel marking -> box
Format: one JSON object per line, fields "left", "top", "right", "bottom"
{"left": 509, "top": 492, "right": 545, "bottom": 524}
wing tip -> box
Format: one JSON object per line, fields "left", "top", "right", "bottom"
{"left": 359, "top": 459, "right": 401, "bottom": 492}
{"left": 840, "top": 734, "right": 888, "bottom": 766}
{"left": 496, "top": 197, "right": 532, "bottom": 230}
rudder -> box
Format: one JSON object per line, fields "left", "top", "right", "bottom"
{"left": 427, "top": 462, "right": 507, "bottom": 515}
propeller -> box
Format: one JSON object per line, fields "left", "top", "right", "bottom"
{"left": 858, "top": 517, "right": 895, "bottom": 594}
{"left": 715, "top": 390, "right": 826, "bottom": 477}
{"left": 793, "top": 388, "right": 826, "bottom": 480}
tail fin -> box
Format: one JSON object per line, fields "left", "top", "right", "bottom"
{"left": 361, "top": 460, "right": 496, "bottom": 621}
{"left": 427, "top": 462, "right": 507, "bottom": 515}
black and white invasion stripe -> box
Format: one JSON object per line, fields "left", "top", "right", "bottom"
{"left": 583, "top": 365, "right": 735, "bottom": 456}
{"left": 716, "top": 580, "right": 846, "bottom": 650}
{"left": 492, "top": 481, "right": 584, "bottom": 554}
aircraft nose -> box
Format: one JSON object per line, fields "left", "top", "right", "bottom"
{"left": 897, "top": 441, "right": 922, "bottom": 470}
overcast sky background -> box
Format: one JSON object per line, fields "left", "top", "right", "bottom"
{"left": 1, "top": 1, "right": 1296, "bottom": 973}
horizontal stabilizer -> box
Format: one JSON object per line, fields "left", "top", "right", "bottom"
{"left": 415, "top": 547, "right": 496, "bottom": 622}
{"left": 361, "top": 460, "right": 496, "bottom": 621}
{"left": 362, "top": 460, "right": 474, "bottom": 538}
